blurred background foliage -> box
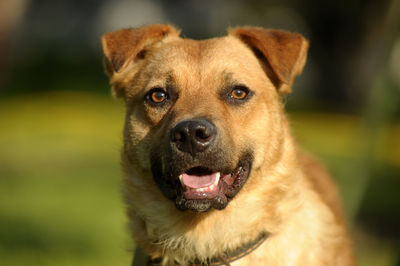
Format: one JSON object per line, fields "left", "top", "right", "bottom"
{"left": 0, "top": 0, "right": 399, "bottom": 265}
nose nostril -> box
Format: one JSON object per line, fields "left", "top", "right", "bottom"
{"left": 173, "top": 131, "right": 184, "bottom": 142}
{"left": 195, "top": 128, "right": 212, "bottom": 142}
{"left": 195, "top": 129, "right": 205, "bottom": 138}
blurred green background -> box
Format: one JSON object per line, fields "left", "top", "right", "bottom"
{"left": 0, "top": 0, "right": 399, "bottom": 265}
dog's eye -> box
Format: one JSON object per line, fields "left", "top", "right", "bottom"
{"left": 230, "top": 86, "right": 249, "bottom": 100}
{"left": 151, "top": 91, "right": 167, "bottom": 103}
{"left": 147, "top": 88, "right": 168, "bottom": 104}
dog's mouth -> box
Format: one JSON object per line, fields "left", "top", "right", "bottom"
{"left": 174, "top": 155, "right": 252, "bottom": 212}
{"left": 179, "top": 166, "right": 243, "bottom": 200}
{"left": 151, "top": 150, "right": 253, "bottom": 212}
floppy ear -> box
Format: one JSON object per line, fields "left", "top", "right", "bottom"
{"left": 229, "top": 27, "right": 309, "bottom": 94}
{"left": 101, "top": 24, "right": 180, "bottom": 97}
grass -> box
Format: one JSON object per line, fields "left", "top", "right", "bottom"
{"left": 0, "top": 91, "right": 398, "bottom": 265}
{"left": 0, "top": 91, "right": 130, "bottom": 266}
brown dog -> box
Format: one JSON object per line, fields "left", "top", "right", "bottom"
{"left": 101, "top": 24, "right": 354, "bottom": 265}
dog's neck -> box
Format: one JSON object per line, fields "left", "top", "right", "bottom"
{"left": 138, "top": 230, "right": 269, "bottom": 266}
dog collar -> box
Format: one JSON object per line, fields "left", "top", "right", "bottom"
{"left": 189, "top": 231, "right": 269, "bottom": 266}
{"left": 140, "top": 231, "right": 269, "bottom": 266}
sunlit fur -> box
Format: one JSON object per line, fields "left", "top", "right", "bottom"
{"left": 102, "top": 25, "right": 354, "bottom": 265}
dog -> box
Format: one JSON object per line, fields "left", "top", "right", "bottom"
{"left": 101, "top": 24, "right": 354, "bottom": 265}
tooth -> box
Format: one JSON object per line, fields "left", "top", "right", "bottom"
{"left": 179, "top": 174, "right": 183, "bottom": 184}
{"left": 215, "top": 172, "right": 220, "bottom": 185}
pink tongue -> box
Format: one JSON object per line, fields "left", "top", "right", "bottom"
{"left": 181, "top": 172, "right": 217, "bottom": 188}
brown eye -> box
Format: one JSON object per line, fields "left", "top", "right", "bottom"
{"left": 231, "top": 87, "right": 248, "bottom": 100}
{"left": 149, "top": 89, "right": 167, "bottom": 103}
{"left": 222, "top": 85, "right": 252, "bottom": 105}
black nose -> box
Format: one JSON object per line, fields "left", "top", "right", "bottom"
{"left": 170, "top": 118, "right": 217, "bottom": 156}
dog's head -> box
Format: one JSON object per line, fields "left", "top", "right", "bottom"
{"left": 101, "top": 24, "right": 308, "bottom": 212}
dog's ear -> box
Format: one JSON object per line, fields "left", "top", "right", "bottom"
{"left": 101, "top": 24, "right": 180, "bottom": 97}
{"left": 229, "top": 27, "right": 308, "bottom": 94}
{"left": 101, "top": 24, "right": 180, "bottom": 73}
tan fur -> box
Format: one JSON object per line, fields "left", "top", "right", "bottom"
{"left": 101, "top": 24, "right": 354, "bottom": 265}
